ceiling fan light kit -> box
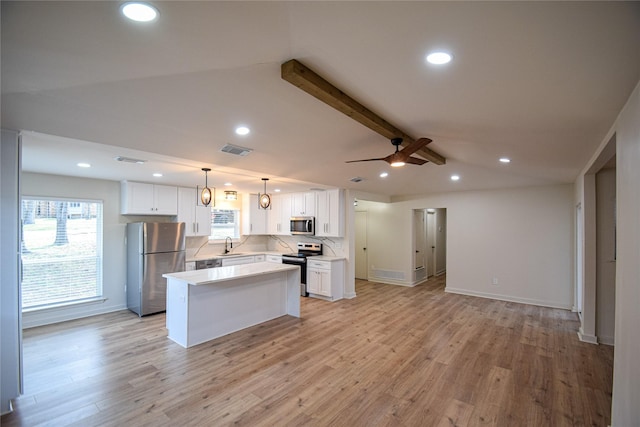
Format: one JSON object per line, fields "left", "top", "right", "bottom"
{"left": 346, "top": 137, "right": 431, "bottom": 167}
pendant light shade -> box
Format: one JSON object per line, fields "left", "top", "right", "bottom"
{"left": 258, "top": 178, "right": 271, "bottom": 209}
{"left": 201, "top": 168, "right": 212, "bottom": 206}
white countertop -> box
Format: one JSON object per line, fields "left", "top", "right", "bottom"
{"left": 311, "top": 256, "right": 345, "bottom": 261}
{"left": 164, "top": 261, "right": 299, "bottom": 286}
{"left": 186, "top": 251, "right": 345, "bottom": 263}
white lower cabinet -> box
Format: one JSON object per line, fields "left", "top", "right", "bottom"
{"left": 266, "top": 254, "right": 282, "bottom": 263}
{"left": 221, "top": 256, "right": 255, "bottom": 267}
{"left": 307, "top": 259, "right": 344, "bottom": 300}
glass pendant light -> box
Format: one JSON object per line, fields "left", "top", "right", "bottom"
{"left": 201, "top": 168, "right": 212, "bottom": 206}
{"left": 258, "top": 178, "right": 271, "bottom": 209}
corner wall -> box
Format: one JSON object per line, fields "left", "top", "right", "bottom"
{"left": 359, "top": 184, "right": 574, "bottom": 309}
{"left": 611, "top": 80, "right": 640, "bottom": 426}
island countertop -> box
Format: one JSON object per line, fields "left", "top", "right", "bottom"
{"left": 163, "top": 262, "right": 299, "bottom": 286}
{"left": 164, "top": 262, "right": 301, "bottom": 348}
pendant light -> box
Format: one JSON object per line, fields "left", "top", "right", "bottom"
{"left": 258, "top": 178, "right": 271, "bottom": 209}
{"left": 201, "top": 168, "right": 212, "bottom": 206}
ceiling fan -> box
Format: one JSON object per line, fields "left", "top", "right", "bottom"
{"left": 346, "top": 137, "right": 432, "bottom": 167}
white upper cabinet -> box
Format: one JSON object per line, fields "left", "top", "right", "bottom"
{"left": 242, "top": 194, "right": 268, "bottom": 235}
{"left": 177, "top": 187, "right": 211, "bottom": 237}
{"left": 121, "top": 181, "right": 177, "bottom": 215}
{"left": 316, "top": 189, "right": 345, "bottom": 237}
{"left": 291, "top": 192, "right": 316, "bottom": 217}
{"left": 268, "top": 193, "right": 292, "bottom": 235}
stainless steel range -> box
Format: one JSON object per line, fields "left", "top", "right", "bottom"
{"left": 281, "top": 242, "right": 322, "bottom": 296}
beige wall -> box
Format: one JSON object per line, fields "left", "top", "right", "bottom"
{"left": 358, "top": 183, "right": 574, "bottom": 308}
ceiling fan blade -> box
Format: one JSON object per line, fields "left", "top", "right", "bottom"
{"left": 405, "top": 156, "right": 428, "bottom": 165}
{"left": 345, "top": 158, "right": 386, "bottom": 163}
{"left": 399, "top": 137, "right": 432, "bottom": 157}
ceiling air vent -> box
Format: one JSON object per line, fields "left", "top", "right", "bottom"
{"left": 114, "top": 156, "right": 146, "bottom": 164}
{"left": 220, "top": 144, "right": 252, "bottom": 156}
{"left": 350, "top": 177, "right": 364, "bottom": 183}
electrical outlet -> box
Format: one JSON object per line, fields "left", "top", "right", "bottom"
{"left": 492, "top": 277, "right": 499, "bottom": 286}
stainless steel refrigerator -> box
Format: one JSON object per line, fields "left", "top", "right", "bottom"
{"left": 126, "top": 222, "right": 186, "bottom": 316}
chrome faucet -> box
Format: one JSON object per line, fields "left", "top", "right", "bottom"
{"left": 224, "top": 236, "right": 233, "bottom": 254}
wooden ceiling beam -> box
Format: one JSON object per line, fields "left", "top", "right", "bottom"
{"left": 281, "top": 59, "right": 446, "bottom": 165}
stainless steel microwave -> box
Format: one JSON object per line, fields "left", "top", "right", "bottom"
{"left": 290, "top": 217, "right": 315, "bottom": 235}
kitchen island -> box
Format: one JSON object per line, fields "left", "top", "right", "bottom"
{"left": 163, "top": 262, "right": 300, "bottom": 348}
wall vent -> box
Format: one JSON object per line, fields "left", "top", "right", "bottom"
{"left": 114, "top": 156, "right": 146, "bottom": 164}
{"left": 220, "top": 144, "right": 252, "bottom": 156}
{"left": 371, "top": 269, "right": 405, "bottom": 280}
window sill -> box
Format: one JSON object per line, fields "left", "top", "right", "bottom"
{"left": 22, "top": 296, "right": 107, "bottom": 313}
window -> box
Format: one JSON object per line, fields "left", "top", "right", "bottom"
{"left": 21, "top": 198, "right": 103, "bottom": 309}
{"left": 210, "top": 208, "right": 240, "bottom": 240}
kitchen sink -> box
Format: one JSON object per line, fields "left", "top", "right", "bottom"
{"left": 220, "top": 252, "right": 246, "bottom": 256}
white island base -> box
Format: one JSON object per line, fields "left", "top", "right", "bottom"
{"left": 163, "top": 262, "right": 300, "bottom": 348}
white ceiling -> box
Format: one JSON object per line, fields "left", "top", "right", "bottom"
{"left": 2, "top": 1, "right": 639, "bottom": 198}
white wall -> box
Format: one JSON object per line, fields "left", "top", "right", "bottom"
{"left": 21, "top": 173, "right": 131, "bottom": 327}
{"left": 610, "top": 81, "right": 640, "bottom": 426}
{"left": 359, "top": 184, "right": 574, "bottom": 309}
{"left": 1, "top": 130, "right": 22, "bottom": 414}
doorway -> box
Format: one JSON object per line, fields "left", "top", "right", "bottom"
{"left": 412, "top": 208, "right": 446, "bottom": 284}
{"left": 355, "top": 211, "right": 368, "bottom": 280}
{"left": 580, "top": 133, "right": 616, "bottom": 346}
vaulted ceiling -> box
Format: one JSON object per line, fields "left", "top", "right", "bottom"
{"left": 2, "top": 1, "right": 639, "bottom": 198}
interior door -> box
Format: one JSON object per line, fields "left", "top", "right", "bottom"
{"left": 355, "top": 211, "right": 368, "bottom": 280}
{"left": 413, "top": 210, "right": 426, "bottom": 270}
{"left": 426, "top": 210, "right": 436, "bottom": 277}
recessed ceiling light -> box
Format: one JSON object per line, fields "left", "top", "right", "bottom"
{"left": 235, "top": 126, "right": 250, "bottom": 136}
{"left": 426, "top": 51, "right": 452, "bottom": 65}
{"left": 224, "top": 182, "right": 233, "bottom": 186}
{"left": 121, "top": 2, "right": 158, "bottom": 22}
{"left": 153, "top": 173, "right": 163, "bottom": 177}
{"left": 499, "top": 157, "right": 511, "bottom": 163}
{"left": 275, "top": 189, "right": 281, "bottom": 193}
{"left": 77, "top": 162, "right": 91, "bottom": 168}
{"left": 451, "top": 175, "right": 460, "bottom": 181}
{"left": 379, "top": 172, "right": 389, "bottom": 178}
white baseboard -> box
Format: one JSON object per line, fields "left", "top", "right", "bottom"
{"left": 598, "top": 334, "right": 614, "bottom": 346}
{"left": 343, "top": 291, "right": 357, "bottom": 299}
{"left": 577, "top": 327, "right": 599, "bottom": 344}
{"left": 23, "top": 302, "right": 127, "bottom": 329}
{"left": 444, "top": 287, "right": 573, "bottom": 310}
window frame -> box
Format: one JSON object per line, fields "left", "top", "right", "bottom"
{"left": 20, "top": 196, "right": 104, "bottom": 311}
{"left": 208, "top": 207, "right": 241, "bottom": 243}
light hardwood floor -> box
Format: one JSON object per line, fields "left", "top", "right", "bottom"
{"left": 2, "top": 276, "right": 613, "bottom": 426}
